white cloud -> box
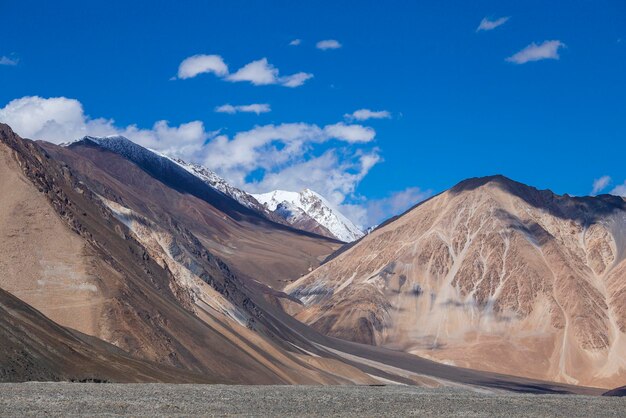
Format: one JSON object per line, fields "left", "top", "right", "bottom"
{"left": 506, "top": 40, "right": 565, "bottom": 64}
{"left": 365, "top": 187, "right": 432, "bottom": 226}
{"left": 203, "top": 122, "right": 376, "bottom": 176}
{"left": 201, "top": 122, "right": 380, "bottom": 222}
{"left": 227, "top": 58, "right": 278, "bottom": 85}
{"left": 476, "top": 16, "right": 510, "bottom": 32}
{"left": 175, "top": 54, "right": 312, "bottom": 87}
{"left": 226, "top": 58, "right": 313, "bottom": 87}
{"left": 316, "top": 39, "right": 342, "bottom": 50}
{"left": 289, "top": 39, "right": 301, "bottom": 46}
{"left": 0, "top": 96, "right": 382, "bottom": 226}
{"left": 215, "top": 103, "right": 271, "bottom": 115}
{"left": 0, "top": 96, "right": 214, "bottom": 160}
{"left": 591, "top": 175, "right": 612, "bottom": 195}
{"left": 0, "top": 96, "right": 114, "bottom": 142}
{"left": 119, "top": 120, "right": 213, "bottom": 159}
{"left": 610, "top": 182, "right": 626, "bottom": 197}
{"left": 280, "top": 72, "right": 314, "bottom": 87}
{"left": 249, "top": 149, "right": 381, "bottom": 227}
{"left": 345, "top": 109, "right": 391, "bottom": 121}
{"left": 323, "top": 123, "right": 375, "bottom": 143}
{"left": 176, "top": 54, "right": 229, "bottom": 79}
{"left": 0, "top": 56, "right": 18, "bottom": 66}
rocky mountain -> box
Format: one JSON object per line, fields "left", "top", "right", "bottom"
{"left": 171, "top": 157, "right": 273, "bottom": 216}
{"left": 253, "top": 189, "right": 364, "bottom": 242}
{"left": 66, "top": 136, "right": 343, "bottom": 240}
{"left": 0, "top": 123, "right": 612, "bottom": 392}
{"left": 286, "top": 175, "right": 626, "bottom": 388}
{"left": 0, "top": 124, "right": 372, "bottom": 384}
{"left": 55, "top": 135, "right": 341, "bottom": 290}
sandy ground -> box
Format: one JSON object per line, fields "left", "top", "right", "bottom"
{"left": 0, "top": 383, "right": 624, "bottom": 417}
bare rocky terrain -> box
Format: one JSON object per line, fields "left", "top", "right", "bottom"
{"left": 1, "top": 123, "right": 623, "bottom": 399}
{"left": 0, "top": 383, "right": 624, "bottom": 417}
{"left": 289, "top": 176, "right": 626, "bottom": 388}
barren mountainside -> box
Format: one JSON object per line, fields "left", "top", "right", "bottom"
{"left": 0, "top": 288, "right": 213, "bottom": 383}
{"left": 0, "top": 124, "right": 371, "bottom": 384}
{"left": 47, "top": 136, "right": 342, "bottom": 290}
{"left": 0, "top": 123, "right": 615, "bottom": 393}
{"left": 287, "top": 175, "right": 626, "bottom": 388}
{"left": 71, "top": 136, "right": 342, "bottom": 241}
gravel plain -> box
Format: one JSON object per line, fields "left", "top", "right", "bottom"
{"left": 0, "top": 383, "right": 625, "bottom": 417}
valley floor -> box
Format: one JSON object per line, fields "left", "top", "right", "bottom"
{"left": 0, "top": 383, "right": 624, "bottom": 417}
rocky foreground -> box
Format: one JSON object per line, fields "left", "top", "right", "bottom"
{"left": 0, "top": 383, "right": 624, "bottom": 417}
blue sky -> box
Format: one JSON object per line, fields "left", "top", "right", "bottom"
{"left": 1, "top": 0, "right": 625, "bottom": 227}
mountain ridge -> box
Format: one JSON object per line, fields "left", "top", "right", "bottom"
{"left": 66, "top": 135, "right": 348, "bottom": 242}
{"left": 253, "top": 189, "right": 364, "bottom": 242}
{"left": 286, "top": 173, "right": 626, "bottom": 388}
{"left": 0, "top": 123, "right": 617, "bottom": 392}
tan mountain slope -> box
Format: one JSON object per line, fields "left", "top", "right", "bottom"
{"left": 0, "top": 124, "right": 610, "bottom": 393}
{"left": 41, "top": 139, "right": 340, "bottom": 291}
{"left": 287, "top": 175, "right": 626, "bottom": 388}
{"left": 0, "top": 123, "right": 373, "bottom": 384}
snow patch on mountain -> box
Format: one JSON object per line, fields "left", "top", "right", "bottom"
{"left": 171, "top": 159, "right": 270, "bottom": 214}
{"left": 253, "top": 189, "right": 364, "bottom": 242}
{"left": 66, "top": 135, "right": 271, "bottom": 216}
{"left": 66, "top": 135, "right": 354, "bottom": 240}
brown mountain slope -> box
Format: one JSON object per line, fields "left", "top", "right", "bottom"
{"left": 41, "top": 139, "right": 340, "bottom": 290}
{"left": 287, "top": 175, "right": 626, "bottom": 388}
{"left": 0, "top": 288, "right": 213, "bottom": 383}
{"left": 0, "top": 123, "right": 373, "bottom": 384}
{"left": 0, "top": 124, "right": 610, "bottom": 393}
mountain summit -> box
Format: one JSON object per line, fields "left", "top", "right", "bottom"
{"left": 253, "top": 189, "right": 364, "bottom": 242}
{"left": 286, "top": 175, "right": 626, "bottom": 388}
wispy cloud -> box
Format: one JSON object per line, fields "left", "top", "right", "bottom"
{"left": 175, "top": 55, "right": 313, "bottom": 87}
{"left": 344, "top": 109, "right": 391, "bottom": 121}
{"left": 506, "top": 40, "right": 565, "bottom": 64}
{"left": 289, "top": 39, "right": 301, "bottom": 46}
{"left": 226, "top": 58, "right": 278, "bottom": 85}
{"left": 204, "top": 122, "right": 377, "bottom": 179}
{"left": 610, "top": 181, "right": 626, "bottom": 197}
{"left": 476, "top": 16, "right": 509, "bottom": 32}
{"left": 365, "top": 187, "right": 432, "bottom": 227}
{"left": 591, "top": 175, "right": 612, "bottom": 195}
{"left": 215, "top": 103, "right": 271, "bottom": 115}
{"left": 0, "top": 56, "right": 19, "bottom": 66}
{"left": 323, "top": 123, "right": 375, "bottom": 143}
{"left": 226, "top": 58, "right": 313, "bottom": 87}
{"left": 280, "top": 72, "right": 313, "bottom": 87}
{"left": 316, "top": 39, "right": 342, "bottom": 50}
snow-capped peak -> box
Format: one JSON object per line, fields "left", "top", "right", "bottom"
{"left": 61, "top": 135, "right": 130, "bottom": 148}
{"left": 253, "top": 189, "right": 364, "bottom": 242}
{"left": 65, "top": 135, "right": 357, "bottom": 240}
